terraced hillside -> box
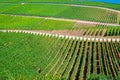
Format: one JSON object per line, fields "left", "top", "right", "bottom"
{"left": 0, "top": 0, "right": 120, "bottom": 80}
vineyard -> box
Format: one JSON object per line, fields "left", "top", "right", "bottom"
{"left": 0, "top": 3, "right": 120, "bottom": 24}
{"left": 0, "top": 32, "right": 120, "bottom": 80}
{"left": 0, "top": 0, "right": 120, "bottom": 80}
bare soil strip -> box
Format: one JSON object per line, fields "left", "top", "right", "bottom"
{"left": 82, "top": 42, "right": 90, "bottom": 80}
{"left": 96, "top": 43, "right": 101, "bottom": 74}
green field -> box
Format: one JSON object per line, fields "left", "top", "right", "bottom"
{"left": 0, "top": 0, "right": 120, "bottom": 10}
{"left": 1, "top": 3, "right": 119, "bottom": 23}
{"left": 0, "top": 32, "right": 120, "bottom": 80}
{"left": 0, "top": 32, "right": 64, "bottom": 79}
{"left": 0, "top": 14, "right": 75, "bottom": 30}
{"left": 0, "top": 0, "right": 120, "bottom": 80}
{"left": 0, "top": 14, "right": 120, "bottom": 37}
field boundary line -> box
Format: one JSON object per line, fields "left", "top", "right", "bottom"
{"left": 0, "top": 30, "right": 119, "bottom": 42}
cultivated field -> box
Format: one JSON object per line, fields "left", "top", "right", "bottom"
{"left": 0, "top": 0, "right": 120, "bottom": 80}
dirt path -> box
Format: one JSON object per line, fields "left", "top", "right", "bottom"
{"left": 0, "top": 30, "right": 119, "bottom": 42}
{"left": 1, "top": 14, "right": 120, "bottom": 27}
